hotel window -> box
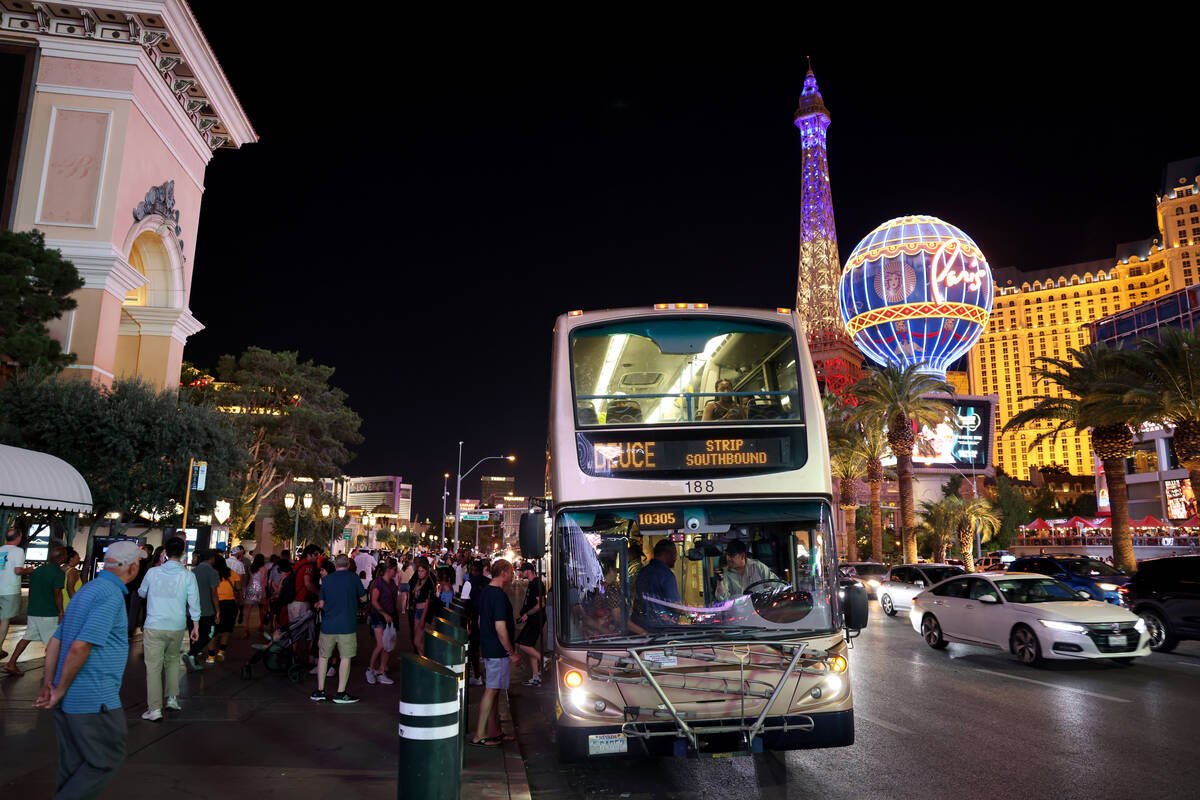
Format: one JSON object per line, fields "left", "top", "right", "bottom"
{"left": 1193, "top": 228, "right": 1200, "bottom": 237}
{"left": 1180, "top": 219, "right": 1187, "bottom": 227}
{"left": 1192, "top": 217, "right": 1199, "bottom": 224}
{"left": 1177, "top": 207, "right": 1186, "bottom": 215}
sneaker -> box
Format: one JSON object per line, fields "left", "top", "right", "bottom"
{"left": 365, "top": 669, "right": 377, "bottom": 685}
{"left": 185, "top": 654, "right": 204, "bottom": 672}
{"left": 141, "top": 708, "right": 163, "bottom": 722}
{"left": 309, "top": 689, "right": 328, "bottom": 702}
{"left": 376, "top": 673, "right": 394, "bottom": 685}
{"left": 204, "top": 654, "right": 215, "bottom": 664}
{"left": 522, "top": 675, "right": 542, "bottom": 687}
{"left": 332, "top": 691, "right": 360, "bottom": 704}
{"left": 327, "top": 666, "right": 336, "bottom": 677}
{"left": 469, "top": 676, "right": 483, "bottom": 686}
{"left": 216, "top": 650, "right": 226, "bottom": 663}
{"left": 309, "top": 664, "right": 320, "bottom": 675}
{"left": 165, "top": 696, "right": 181, "bottom": 711}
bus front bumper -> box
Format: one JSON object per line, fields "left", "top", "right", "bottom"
{"left": 557, "top": 709, "right": 854, "bottom": 760}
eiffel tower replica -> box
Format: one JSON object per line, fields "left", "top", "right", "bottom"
{"left": 793, "top": 60, "right": 862, "bottom": 400}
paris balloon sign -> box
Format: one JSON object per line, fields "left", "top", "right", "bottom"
{"left": 839, "top": 215, "right": 993, "bottom": 378}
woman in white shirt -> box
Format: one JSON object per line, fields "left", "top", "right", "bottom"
{"left": 395, "top": 558, "right": 415, "bottom": 613}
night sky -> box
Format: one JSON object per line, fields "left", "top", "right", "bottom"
{"left": 181, "top": 9, "right": 1197, "bottom": 520}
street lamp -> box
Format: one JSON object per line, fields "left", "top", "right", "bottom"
{"left": 452, "top": 442, "right": 515, "bottom": 553}
{"left": 441, "top": 472, "right": 450, "bottom": 550}
{"left": 283, "top": 490, "right": 313, "bottom": 555}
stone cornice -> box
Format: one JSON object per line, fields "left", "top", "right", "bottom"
{"left": 123, "top": 304, "right": 203, "bottom": 342}
{"left": 0, "top": 1, "right": 256, "bottom": 151}
{"left": 43, "top": 237, "right": 146, "bottom": 299}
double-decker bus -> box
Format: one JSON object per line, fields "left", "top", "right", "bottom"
{"left": 523, "top": 303, "right": 868, "bottom": 762}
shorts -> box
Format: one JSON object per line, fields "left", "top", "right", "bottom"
{"left": 216, "top": 600, "right": 237, "bottom": 633}
{"left": 515, "top": 615, "right": 544, "bottom": 647}
{"left": 0, "top": 594, "right": 18, "bottom": 620}
{"left": 22, "top": 615, "right": 58, "bottom": 643}
{"left": 368, "top": 611, "right": 389, "bottom": 629}
{"left": 414, "top": 607, "right": 424, "bottom": 623}
{"left": 398, "top": 584, "right": 410, "bottom": 594}
{"left": 484, "top": 656, "right": 511, "bottom": 690}
{"left": 319, "top": 631, "right": 357, "bottom": 659}
{"left": 287, "top": 601, "right": 313, "bottom": 626}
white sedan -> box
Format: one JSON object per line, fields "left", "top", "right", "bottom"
{"left": 908, "top": 571, "right": 1150, "bottom": 666}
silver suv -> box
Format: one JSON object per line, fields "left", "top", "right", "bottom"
{"left": 878, "top": 563, "right": 966, "bottom": 616}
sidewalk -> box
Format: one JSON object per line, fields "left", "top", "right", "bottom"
{"left": 0, "top": 610, "right": 532, "bottom": 799}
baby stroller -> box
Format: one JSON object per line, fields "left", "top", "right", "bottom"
{"left": 241, "top": 611, "right": 316, "bottom": 683}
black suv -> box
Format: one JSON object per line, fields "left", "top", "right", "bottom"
{"left": 1121, "top": 555, "right": 1200, "bottom": 652}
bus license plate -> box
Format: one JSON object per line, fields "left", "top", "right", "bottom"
{"left": 1107, "top": 634, "right": 1127, "bottom": 648}
{"left": 588, "top": 733, "right": 628, "bottom": 755}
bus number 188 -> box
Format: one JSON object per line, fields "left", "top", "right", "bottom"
{"left": 685, "top": 480, "right": 715, "bottom": 493}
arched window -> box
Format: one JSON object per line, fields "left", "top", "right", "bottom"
{"left": 1191, "top": 203, "right": 1199, "bottom": 213}
{"left": 1140, "top": 281, "right": 1147, "bottom": 288}
{"left": 1178, "top": 207, "right": 1186, "bottom": 215}
{"left": 1070, "top": 275, "right": 1079, "bottom": 285}
{"left": 1073, "top": 291, "right": 1080, "bottom": 298}
{"left": 1022, "top": 282, "right": 1030, "bottom": 292}
{"left": 1032, "top": 281, "right": 1042, "bottom": 291}
{"left": 1024, "top": 299, "right": 1030, "bottom": 305}
{"left": 1058, "top": 278, "right": 1067, "bottom": 288}
{"left": 1086, "top": 290, "right": 1093, "bottom": 297}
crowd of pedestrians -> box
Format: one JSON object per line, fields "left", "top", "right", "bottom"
{"left": 0, "top": 526, "right": 547, "bottom": 798}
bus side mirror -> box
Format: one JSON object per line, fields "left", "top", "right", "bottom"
{"left": 519, "top": 512, "right": 545, "bottom": 559}
{"left": 841, "top": 579, "right": 869, "bottom": 631}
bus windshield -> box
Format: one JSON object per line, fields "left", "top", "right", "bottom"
{"left": 571, "top": 318, "right": 801, "bottom": 427}
{"left": 557, "top": 502, "right": 838, "bottom": 645}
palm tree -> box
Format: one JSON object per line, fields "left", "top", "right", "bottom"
{"left": 859, "top": 419, "right": 891, "bottom": 563}
{"left": 830, "top": 451, "right": 865, "bottom": 561}
{"left": 953, "top": 497, "right": 1001, "bottom": 572}
{"left": 1125, "top": 327, "right": 1200, "bottom": 507}
{"left": 1003, "top": 343, "right": 1144, "bottom": 572}
{"left": 850, "top": 364, "right": 953, "bottom": 564}
{"left": 917, "top": 496, "right": 956, "bottom": 563}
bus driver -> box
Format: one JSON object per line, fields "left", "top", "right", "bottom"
{"left": 715, "top": 540, "right": 779, "bottom": 600}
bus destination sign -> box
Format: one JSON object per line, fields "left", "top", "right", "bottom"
{"left": 584, "top": 436, "right": 786, "bottom": 474}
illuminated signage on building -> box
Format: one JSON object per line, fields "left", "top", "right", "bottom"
{"left": 579, "top": 436, "right": 788, "bottom": 475}
{"left": 882, "top": 400, "right": 992, "bottom": 471}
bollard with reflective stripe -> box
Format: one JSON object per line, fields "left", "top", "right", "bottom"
{"left": 425, "top": 629, "right": 467, "bottom": 771}
{"left": 434, "top": 615, "right": 469, "bottom": 647}
{"left": 439, "top": 607, "right": 467, "bottom": 628}
{"left": 398, "top": 653, "right": 460, "bottom": 800}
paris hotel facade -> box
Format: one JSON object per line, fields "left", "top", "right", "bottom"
{"left": 968, "top": 156, "right": 1200, "bottom": 480}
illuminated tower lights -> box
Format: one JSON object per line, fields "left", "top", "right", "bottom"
{"left": 794, "top": 60, "right": 842, "bottom": 334}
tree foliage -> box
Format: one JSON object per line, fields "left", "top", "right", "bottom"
{"left": 990, "top": 472, "right": 1031, "bottom": 551}
{"left": 0, "top": 229, "right": 85, "bottom": 377}
{"left": 0, "top": 375, "right": 244, "bottom": 550}
{"left": 182, "top": 348, "right": 363, "bottom": 538}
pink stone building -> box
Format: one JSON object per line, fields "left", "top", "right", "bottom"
{"left": 0, "top": 1, "right": 255, "bottom": 389}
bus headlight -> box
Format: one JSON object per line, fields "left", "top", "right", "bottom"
{"left": 825, "top": 675, "right": 843, "bottom": 695}
{"left": 570, "top": 688, "right": 588, "bottom": 710}
{"left": 564, "top": 669, "right": 584, "bottom": 688}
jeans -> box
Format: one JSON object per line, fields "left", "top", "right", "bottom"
{"left": 53, "top": 705, "right": 127, "bottom": 799}
{"left": 143, "top": 628, "right": 184, "bottom": 711}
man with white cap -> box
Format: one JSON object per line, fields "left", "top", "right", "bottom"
{"left": 34, "top": 539, "right": 141, "bottom": 799}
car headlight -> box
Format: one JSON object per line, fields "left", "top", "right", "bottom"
{"left": 1097, "top": 583, "right": 1119, "bottom": 592}
{"left": 867, "top": 579, "right": 880, "bottom": 587}
{"left": 1038, "top": 619, "right": 1087, "bottom": 634}
{"left": 1134, "top": 617, "right": 1147, "bottom": 633}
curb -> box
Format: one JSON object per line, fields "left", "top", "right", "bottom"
{"left": 499, "top": 690, "right": 533, "bottom": 800}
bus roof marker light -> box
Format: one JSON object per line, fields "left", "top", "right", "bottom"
{"left": 695, "top": 303, "right": 709, "bottom": 309}
{"left": 569, "top": 309, "right": 583, "bottom": 316}
{"left": 654, "top": 303, "right": 669, "bottom": 310}
{"left": 777, "top": 308, "right": 791, "bottom": 314}
{"left": 675, "top": 302, "right": 689, "bottom": 309}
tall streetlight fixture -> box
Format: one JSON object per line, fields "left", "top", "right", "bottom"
{"left": 441, "top": 472, "right": 450, "bottom": 550}
{"left": 283, "top": 490, "right": 313, "bottom": 556}
{"left": 453, "top": 441, "right": 515, "bottom": 553}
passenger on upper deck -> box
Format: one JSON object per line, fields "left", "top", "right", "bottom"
{"left": 634, "top": 540, "right": 681, "bottom": 627}
{"left": 702, "top": 379, "right": 747, "bottom": 422}
{"left": 715, "top": 539, "right": 780, "bottom": 600}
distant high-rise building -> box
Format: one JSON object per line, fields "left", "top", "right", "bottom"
{"left": 481, "top": 475, "right": 515, "bottom": 505}
{"left": 347, "top": 476, "right": 412, "bottom": 521}
{"left": 971, "top": 156, "right": 1200, "bottom": 479}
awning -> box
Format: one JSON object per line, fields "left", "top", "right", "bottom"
{"left": 1135, "top": 515, "right": 1165, "bottom": 528}
{"left": 0, "top": 443, "right": 93, "bottom": 514}
{"left": 1023, "top": 518, "right": 1051, "bottom": 530}
{"left": 1064, "top": 515, "right": 1096, "bottom": 528}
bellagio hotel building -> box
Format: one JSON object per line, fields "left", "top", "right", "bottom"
{"left": 968, "top": 156, "right": 1200, "bottom": 480}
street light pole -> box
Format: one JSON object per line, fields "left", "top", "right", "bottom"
{"left": 452, "top": 442, "right": 515, "bottom": 554}
{"left": 441, "top": 472, "right": 450, "bottom": 551}
{"left": 284, "top": 490, "right": 313, "bottom": 556}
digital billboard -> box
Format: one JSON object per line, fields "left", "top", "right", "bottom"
{"left": 882, "top": 400, "right": 992, "bottom": 471}
{"left": 1165, "top": 479, "right": 1196, "bottom": 520}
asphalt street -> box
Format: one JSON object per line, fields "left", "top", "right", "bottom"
{"left": 513, "top": 603, "right": 1200, "bottom": 800}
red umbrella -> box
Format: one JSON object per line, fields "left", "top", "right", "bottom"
{"left": 1180, "top": 515, "right": 1200, "bottom": 528}
{"left": 1023, "top": 518, "right": 1050, "bottom": 530}
{"left": 1064, "top": 515, "right": 1095, "bottom": 528}
{"left": 1136, "top": 515, "right": 1165, "bottom": 528}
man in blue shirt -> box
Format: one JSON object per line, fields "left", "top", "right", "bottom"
{"left": 34, "top": 539, "right": 141, "bottom": 799}
{"left": 310, "top": 554, "right": 366, "bottom": 704}
{"left": 635, "top": 539, "right": 681, "bottom": 628}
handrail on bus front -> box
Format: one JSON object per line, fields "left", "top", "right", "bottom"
{"left": 615, "top": 640, "right": 812, "bottom": 753}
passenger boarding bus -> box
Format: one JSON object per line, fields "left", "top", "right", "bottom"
{"left": 521, "top": 303, "right": 868, "bottom": 762}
